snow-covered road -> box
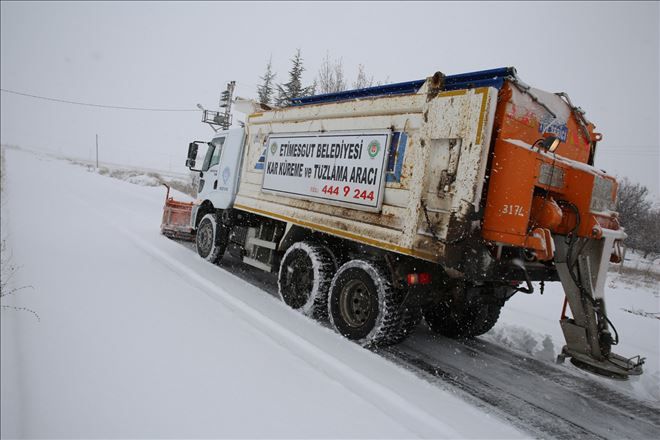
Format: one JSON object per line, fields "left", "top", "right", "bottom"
{"left": 2, "top": 148, "right": 659, "bottom": 439}
{"left": 1, "top": 149, "right": 526, "bottom": 438}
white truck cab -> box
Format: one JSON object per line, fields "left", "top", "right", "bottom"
{"left": 187, "top": 128, "right": 245, "bottom": 226}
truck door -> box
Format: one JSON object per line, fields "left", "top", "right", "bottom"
{"left": 197, "top": 135, "right": 224, "bottom": 202}
{"left": 198, "top": 128, "right": 245, "bottom": 210}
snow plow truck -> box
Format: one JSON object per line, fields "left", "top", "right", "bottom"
{"left": 161, "top": 67, "right": 643, "bottom": 378}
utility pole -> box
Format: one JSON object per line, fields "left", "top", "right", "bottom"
{"left": 218, "top": 80, "right": 236, "bottom": 130}
{"left": 95, "top": 134, "right": 99, "bottom": 169}
{"left": 200, "top": 80, "right": 236, "bottom": 132}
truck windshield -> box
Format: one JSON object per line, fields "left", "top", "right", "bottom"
{"left": 202, "top": 137, "right": 225, "bottom": 171}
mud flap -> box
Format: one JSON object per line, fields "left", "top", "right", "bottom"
{"left": 553, "top": 229, "right": 643, "bottom": 378}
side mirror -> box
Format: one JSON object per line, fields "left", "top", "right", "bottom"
{"left": 186, "top": 142, "right": 198, "bottom": 168}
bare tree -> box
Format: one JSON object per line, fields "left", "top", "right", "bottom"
{"left": 353, "top": 64, "right": 374, "bottom": 89}
{"left": 642, "top": 209, "right": 660, "bottom": 258}
{"left": 333, "top": 59, "right": 346, "bottom": 93}
{"left": 376, "top": 75, "right": 390, "bottom": 87}
{"left": 616, "top": 178, "right": 652, "bottom": 251}
{"left": 0, "top": 239, "right": 38, "bottom": 321}
{"left": 317, "top": 52, "right": 347, "bottom": 94}
{"left": 629, "top": 207, "right": 660, "bottom": 258}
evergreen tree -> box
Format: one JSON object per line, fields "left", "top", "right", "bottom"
{"left": 257, "top": 56, "right": 276, "bottom": 106}
{"left": 275, "top": 49, "right": 315, "bottom": 106}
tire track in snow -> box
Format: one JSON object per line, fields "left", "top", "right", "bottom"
{"left": 383, "top": 346, "right": 603, "bottom": 440}
{"left": 460, "top": 338, "right": 660, "bottom": 427}
{"left": 388, "top": 334, "right": 660, "bottom": 440}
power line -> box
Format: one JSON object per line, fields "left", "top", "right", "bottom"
{"left": 599, "top": 149, "right": 658, "bottom": 155}
{"left": 0, "top": 88, "right": 199, "bottom": 112}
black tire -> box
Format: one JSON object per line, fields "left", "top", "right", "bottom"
{"left": 195, "top": 213, "right": 228, "bottom": 264}
{"left": 390, "top": 305, "right": 423, "bottom": 344}
{"left": 328, "top": 260, "right": 403, "bottom": 347}
{"left": 423, "top": 294, "right": 502, "bottom": 338}
{"left": 278, "top": 242, "right": 334, "bottom": 319}
{"left": 318, "top": 244, "right": 339, "bottom": 273}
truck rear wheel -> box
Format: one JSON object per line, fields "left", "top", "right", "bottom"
{"left": 328, "top": 260, "right": 402, "bottom": 347}
{"left": 422, "top": 293, "right": 502, "bottom": 338}
{"left": 391, "top": 306, "right": 423, "bottom": 343}
{"left": 196, "top": 213, "right": 228, "bottom": 264}
{"left": 278, "top": 242, "right": 334, "bottom": 319}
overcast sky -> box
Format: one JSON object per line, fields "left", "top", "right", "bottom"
{"left": 1, "top": 1, "right": 658, "bottom": 195}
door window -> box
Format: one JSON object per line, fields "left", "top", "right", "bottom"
{"left": 202, "top": 137, "right": 225, "bottom": 171}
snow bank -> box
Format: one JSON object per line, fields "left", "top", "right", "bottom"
{"left": 486, "top": 324, "right": 557, "bottom": 362}
{"left": 68, "top": 157, "right": 196, "bottom": 199}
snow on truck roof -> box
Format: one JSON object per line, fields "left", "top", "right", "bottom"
{"left": 290, "top": 66, "right": 517, "bottom": 106}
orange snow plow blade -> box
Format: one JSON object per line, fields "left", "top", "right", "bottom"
{"left": 160, "top": 184, "right": 195, "bottom": 241}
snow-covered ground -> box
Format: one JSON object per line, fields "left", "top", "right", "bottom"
{"left": 619, "top": 249, "right": 660, "bottom": 276}
{"left": 1, "top": 148, "right": 658, "bottom": 438}
{"left": 487, "top": 273, "right": 659, "bottom": 403}
{"left": 0, "top": 148, "right": 523, "bottom": 438}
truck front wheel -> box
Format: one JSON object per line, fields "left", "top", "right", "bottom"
{"left": 278, "top": 242, "right": 334, "bottom": 319}
{"left": 328, "top": 260, "right": 402, "bottom": 347}
{"left": 195, "top": 213, "right": 228, "bottom": 264}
